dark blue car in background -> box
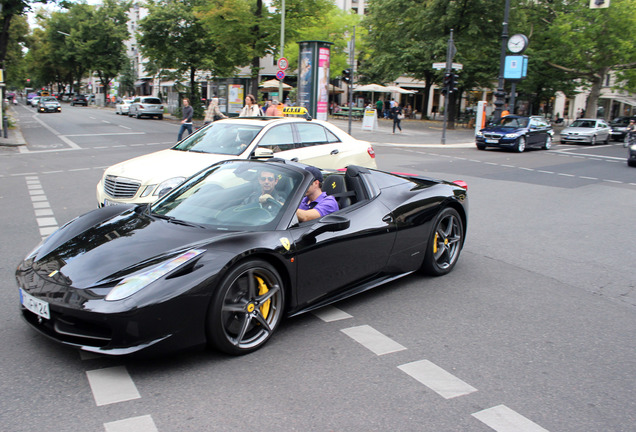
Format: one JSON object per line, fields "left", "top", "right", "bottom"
{"left": 476, "top": 115, "right": 553, "bottom": 153}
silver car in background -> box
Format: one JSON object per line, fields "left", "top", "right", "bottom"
{"left": 560, "top": 118, "right": 611, "bottom": 145}
{"left": 128, "top": 96, "right": 164, "bottom": 120}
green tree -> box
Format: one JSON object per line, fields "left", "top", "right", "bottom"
{"left": 87, "top": 0, "right": 130, "bottom": 100}
{"left": 532, "top": 0, "right": 636, "bottom": 116}
{"left": 4, "top": 14, "right": 29, "bottom": 89}
{"left": 362, "top": 0, "right": 500, "bottom": 121}
{"left": 139, "top": 0, "right": 238, "bottom": 115}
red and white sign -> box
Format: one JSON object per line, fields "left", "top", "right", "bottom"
{"left": 276, "top": 70, "right": 286, "bottom": 80}
{"left": 277, "top": 57, "right": 289, "bottom": 71}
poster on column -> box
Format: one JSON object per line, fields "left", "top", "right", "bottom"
{"left": 298, "top": 47, "right": 313, "bottom": 114}
{"left": 317, "top": 47, "right": 330, "bottom": 121}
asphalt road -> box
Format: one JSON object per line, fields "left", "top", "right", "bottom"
{"left": 1, "top": 103, "right": 635, "bottom": 432}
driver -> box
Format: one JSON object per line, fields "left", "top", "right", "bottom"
{"left": 296, "top": 166, "right": 339, "bottom": 222}
{"left": 243, "top": 169, "right": 285, "bottom": 211}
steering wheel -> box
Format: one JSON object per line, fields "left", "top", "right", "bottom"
{"left": 260, "top": 196, "right": 283, "bottom": 214}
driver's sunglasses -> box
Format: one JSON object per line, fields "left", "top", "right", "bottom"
{"left": 260, "top": 176, "right": 275, "bottom": 182}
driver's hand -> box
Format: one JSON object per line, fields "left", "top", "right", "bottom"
{"left": 259, "top": 194, "right": 273, "bottom": 204}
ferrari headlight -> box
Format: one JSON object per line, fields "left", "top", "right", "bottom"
{"left": 105, "top": 249, "right": 204, "bottom": 301}
{"left": 154, "top": 177, "right": 186, "bottom": 197}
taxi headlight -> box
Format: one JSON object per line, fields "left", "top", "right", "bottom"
{"left": 154, "top": 177, "right": 186, "bottom": 197}
{"left": 105, "top": 249, "right": 204, "bottom": 301}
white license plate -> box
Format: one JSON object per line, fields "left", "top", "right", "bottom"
{"left": 485, "top": 139, "right": 499, "bottom": 143}
{"left": 103, "top": 199, "right": 120, "bottom": 206}
{"left": 20, "top": 289, "right": 50, "bottom": 319}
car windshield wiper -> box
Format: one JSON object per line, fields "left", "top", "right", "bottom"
{"left": 151, "top": 212, "right": 206, "bottom": 229}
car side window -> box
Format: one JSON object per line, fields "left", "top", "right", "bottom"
{"left": 133, "top": 98, "right": 140, "bottom": 103}
{"left": 258, "top": 125, "right": 295, "bottom": 152}
{"left": 295, "top": 123, "right": 339, "bottom": 148}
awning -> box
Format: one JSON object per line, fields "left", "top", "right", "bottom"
{"left": 614, "top": 97, "right": 636, "bottom": 107}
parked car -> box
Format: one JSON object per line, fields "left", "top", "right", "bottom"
{"left": 475, "top": 115, "right": 553, "bottom": 152}
{"left": 628, "top": 139, "right": 636, "bottom": 167}
{"left": 19, "top": 159, "right": 468, "bottom": 356}
{"left": 560, "top": 118, "right": 611, "bottom": 145}
{"left": 128, "top": 96, "right": 164, "bottom": 119}
{"left": 96, "top": 111, "right": 377, "bottom": 206}
{"left": 71, "top": 94, "right": 88, "bottom": 106}
{"left": 37, "top": 96, "right": 62, "bottom": 113}
{"left": 609, "top": 116, "right": 636, "bottom": 142}
{"left": 115, "top": 98, "right": 134, "bottom": 115}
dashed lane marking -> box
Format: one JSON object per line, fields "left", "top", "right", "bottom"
{"left": 26, "top": 176, "right": 58, "bottom": 239}
{"left": 104, "top": 415, "right": 159, "bottom": 432}
{"left": 341, "top": 324, "right": 407, "bottom": 355}
{"left": 312, "top": 306, "right": 353, "bottom": 322}
{"left": 86, "top": 366, "right": 141, "bottom": 406}
{"left": 398, "top": 359, "right": 478, "bottom": 399}
{"left": 472, "top": 404, "right": 550, "bottom": 432}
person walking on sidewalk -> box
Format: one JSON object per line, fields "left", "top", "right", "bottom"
{"left": 178, "top": 98, "right": 194, "bottom": 141}
{"left": 203, "top": 97, "right": 227, "bottom": 125}
{"left": 391, "top": 104, "right": 403, "bottom": 134}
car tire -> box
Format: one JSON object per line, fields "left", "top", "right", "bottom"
{"left": 543, "top": 135, "right": 552, "bottom": 150}
{"left": 207, "top": 259, "right": 285, "bottom": 355}
{"left": 158, "top": 114, "right": 164, "bottom": 120}
{"left": 420, "top": 207, "right": 464, "bottom": 276}
{"left": 591, "top": 135, "right": 597, "bottom": 145}
{"left": 136, "top": 112, "right": 141, "bottom": 119}
{"left": 604, "top": 135, "right": 610, "bottom": 144}
{"left": 71, "top": 102, "right": 74, "bottom": 106}
{"left": 476, "top": 143, "right": 486, "bottom": 150}
{"left": 628, "top": 159, "right": 636, "bottom": 167}
{"left": 514, "top": 136, "right": 526, "bottom": 153}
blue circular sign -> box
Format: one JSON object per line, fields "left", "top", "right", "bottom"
{"left": 276, "top": 70, "right": 285, "bottom": 80}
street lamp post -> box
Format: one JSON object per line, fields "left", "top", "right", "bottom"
{"left": 278, "top": 0, "right": 285, "bottom": 102}
{"left": 493, "top": 0, "right": 511, "bottom": 123}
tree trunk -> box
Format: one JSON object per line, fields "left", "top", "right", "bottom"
{"left": 585, "top": 68, "right": 607, "bottom": 119}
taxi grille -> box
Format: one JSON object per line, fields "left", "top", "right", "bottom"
{"left": 104, "top": 175, "right": 140, "bottom": 199}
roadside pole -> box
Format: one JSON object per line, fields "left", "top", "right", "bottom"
{"left": 347, "top": 26, "right": 355, "bottom": 135}
{"left": 441, "top": 30, "right": 455, "bottom": 145}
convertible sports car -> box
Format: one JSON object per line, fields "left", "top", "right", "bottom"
{"left": 17, "top": 160, "right": 468, "bottom": 357}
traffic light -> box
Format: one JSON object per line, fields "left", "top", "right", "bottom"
{"left": 342, "top": 69, "right": 352, "bottom": 84}
{"left": 450, "top": 73, "right": 459, "bottom": 93}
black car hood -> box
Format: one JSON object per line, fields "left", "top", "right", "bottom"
{"left": 480, "top": 125, "right": 525, "bottom": 134}
{"left": 30, "top": 206, "right": 242, "bottom": 289}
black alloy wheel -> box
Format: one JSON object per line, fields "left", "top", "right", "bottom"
{"left": 207, "top": 260, "right": 285, "bottom": 355}
{"left": 420, "top": 207, "right": 464, "bottom": 276}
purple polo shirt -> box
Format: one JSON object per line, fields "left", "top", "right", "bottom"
{"left": 298, "top": 192, "right": 339, "bottom": 217}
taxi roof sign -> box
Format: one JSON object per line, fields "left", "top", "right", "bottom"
{"left": 282, "top": 106, "right": 312, "bottom": 119}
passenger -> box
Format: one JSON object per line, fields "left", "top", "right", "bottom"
{"left": 296, "top": 166, "right": 339, "bottom": 222}
{"left": 244, "top": 169, "right": 285, "bottom": 211}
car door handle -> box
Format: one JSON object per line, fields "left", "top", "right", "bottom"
{"left": 330, "top": 149, "right": 339, "bottom": 155}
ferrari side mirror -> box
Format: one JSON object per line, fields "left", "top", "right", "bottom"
{"left": 303, "top": 214, "right": 350, "bottom": 240}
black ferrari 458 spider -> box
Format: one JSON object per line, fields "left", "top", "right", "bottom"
{"left": 16, "top": 159, "right": 468, "bottom": 356}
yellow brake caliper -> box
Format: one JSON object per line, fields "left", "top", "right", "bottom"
{"left": 433, "top": 232, "right": 438, "bottom": 254}
{"left": 255, "top": 276, "right": 271, "bottom": 318}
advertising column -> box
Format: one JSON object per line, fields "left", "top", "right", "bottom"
{"left": 297, "top": 41, "right": 333, "bottom": 120}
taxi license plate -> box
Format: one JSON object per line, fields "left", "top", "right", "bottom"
{"left": 485, "top": 139, "right": 499, "bottom": 144}
{"left": 20, "top": 289, "right": 50, "bottom": 320}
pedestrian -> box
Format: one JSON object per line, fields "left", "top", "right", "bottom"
{"left": 177, "top": 98, "right": 194, "bottom": 141}
{"left": 391, "top": 104, "right": 404, "bottom": 134}
{"left": 376, "top": 99, "right": 383, "bottom": 117}
{"left": 265, "top": 100, "right": 280, "bottom": 116}
{"left": 625, "top": 119, "right": 636, "bottom": 148}
{"left": 239, "top": 94, "right": 263, "bottom": 117}
{"left": 203, "top": 97, "right": 227, "bottom": 125}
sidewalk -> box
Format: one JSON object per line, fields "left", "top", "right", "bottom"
{"left": 0, "top": 106, "right": 26, "bottom": 147}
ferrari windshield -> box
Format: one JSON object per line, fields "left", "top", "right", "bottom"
{"left": 173, "top": 123, "right": 264, "bottom": 156}
{"left": 499, "top": 117, "right": 529, "bottom": 128}
{"left": 150, "top": 161, "right": 302, "bottom": 229}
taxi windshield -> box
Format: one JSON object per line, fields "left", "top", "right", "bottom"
{"left": 173, "top": 123, "right": 264, "bottom": 156}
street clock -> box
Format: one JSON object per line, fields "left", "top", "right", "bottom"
{"left": 507, "top": 34, "right": 529, "bottom": 54}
